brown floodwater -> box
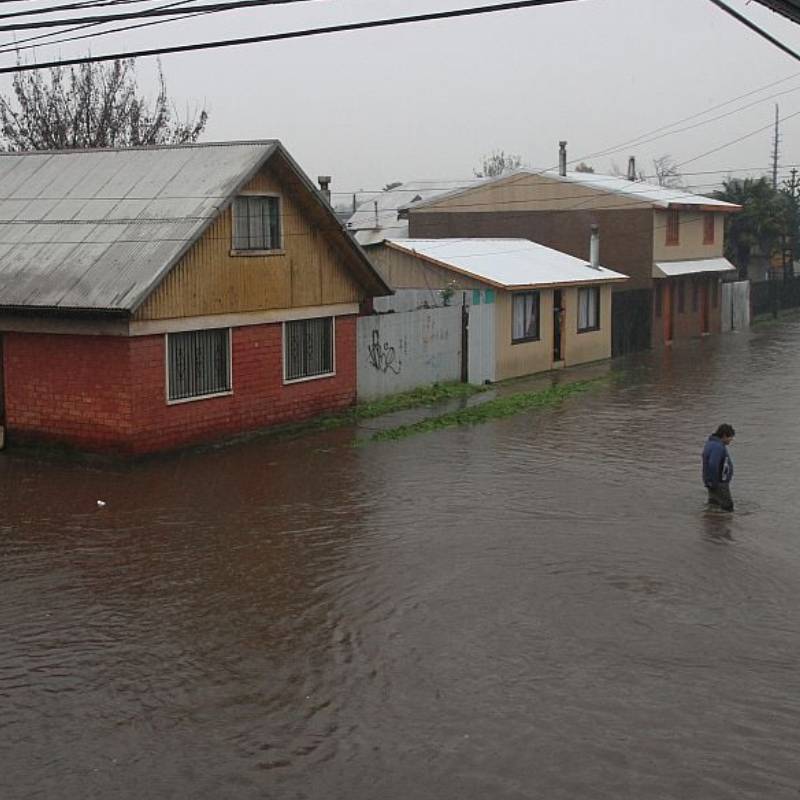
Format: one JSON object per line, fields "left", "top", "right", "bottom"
{"left": 3, "top": 320, "right": 800, "bottom": 799}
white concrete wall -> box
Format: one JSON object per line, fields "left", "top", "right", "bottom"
{"left": 357, "top": 306, "right": 463, "bottom": 401}
{"left": 721, "top": 281, "right": 750, "bottom": 332}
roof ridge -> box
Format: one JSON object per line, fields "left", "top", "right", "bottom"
{"left": 0, "top": 139, "right": 279, "bottom": 157}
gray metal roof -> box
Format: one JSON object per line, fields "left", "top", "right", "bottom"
{"left": 0, "top": 141, "right": 280, "bottom": 312}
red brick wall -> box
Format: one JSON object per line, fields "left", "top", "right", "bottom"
{"left": 3, "top": 332, "right": 133, "bottom": 451}
{"left": 3, "top": 317, "right": 357, "bottom": 454}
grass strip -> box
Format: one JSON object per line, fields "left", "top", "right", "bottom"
{"left": 295, "top": 381, "right": 489, "bottom": 435}
{"left": 370, "top": 378, "right": 602, "bottom": 442}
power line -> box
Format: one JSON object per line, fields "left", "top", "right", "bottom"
{"left": 0, "top": 0, "right": 321, "bottom": 33}
{"left": 707, "top": 0, "right": 800, "bottom": 62}
{"left": 0, "top": 0, "right": 207, "bottom": 55}
{"left": 0, "top": 0, "right": 584, "bottom": 73}
{"left": 0, "top": 0, "right": 164, "bottom": 23}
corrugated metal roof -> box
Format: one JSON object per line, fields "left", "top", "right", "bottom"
{"left": 0, "top": 141, "right": 279, "bottom": 311}
{"left": 654, "top": 258, "right": 737, "bottom": 278}
{"left": 407, "top": 169, "right": 741, "bottom": 213}
{"left": 347, "top": 178, "right": 485, "bottom": 245}
{"left": 386, "top": 238, "right": 628, "bottom": 289}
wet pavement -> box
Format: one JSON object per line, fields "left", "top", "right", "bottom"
{"left": 3, "top": 319, "right": 800, "bottom": 799}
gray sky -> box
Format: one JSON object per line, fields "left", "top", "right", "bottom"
{"left": 3, "top": 0, "right": 800, "bottom": 200}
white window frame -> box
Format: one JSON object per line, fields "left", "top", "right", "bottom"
{"left": 577, "top": 286, "right": 601, "bottom": 334}
{"left": 230, "top": 193, "right": 283, "bottom": 254}
{"left": 165, "top": 327, "right": 233, "bottom": 405}
{"left": 282, "top": 316, "right": 337, "bottom": 384}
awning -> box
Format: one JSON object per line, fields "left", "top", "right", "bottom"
{"left": 653, "top": 257, "right": 737, "bottom": 279}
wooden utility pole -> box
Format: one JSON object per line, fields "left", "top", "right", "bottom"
{"left": 772, "top": 104, "right": 781, "bottom": 191}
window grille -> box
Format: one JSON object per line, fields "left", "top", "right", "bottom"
{"left": 692, "top": 279, "right": 699, "bottom": 312}
{"left": 512, "top": 291, "right": 540, "bottom": 342}
{"left": 284, "top": 317, "right": 334, "bottom": 381}
{"left": 168, "top": 329, "right": 231, "bottom": 401}
{"left": 232, "top": 196, "right": 281, "bottom": 250}
{"left": 677, "top": 280, "right": 685, "bottom": 314}
{"left": 578, "top": 286, "right": 600, "bottom": 332}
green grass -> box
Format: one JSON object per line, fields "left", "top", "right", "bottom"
{"left": 369, "top": 378, "right": 604, "bottom": 442}
{"left": 301, "top": 381, "right": 489, "bottom": 434}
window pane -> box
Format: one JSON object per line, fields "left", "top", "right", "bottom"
{"left": 232, "top": 198, "right": 249, "bottom": 249}
{"left": 285, "top": 318, "right": 334, "bottom": 380}
{"left": 168, "top": 329, "right": 230, "bottom": 401}
{"left": 512, "top": 295, "right": 526, "bottom": 340}
{"left": 232, "top": 196, "right": 280, "bottom": 250}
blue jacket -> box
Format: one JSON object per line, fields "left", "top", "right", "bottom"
{"left": 702, "top": 435, "right": 734, "bottom": 488}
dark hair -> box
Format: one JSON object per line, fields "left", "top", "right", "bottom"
{"left": 714, "top": 423, "right": 735, "bottom": 438}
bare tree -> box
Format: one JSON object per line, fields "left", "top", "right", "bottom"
{"left": 0, "top": 57, "right": 208, "bottom": 150}
{"left": 652, "top": 155, "right": 684, "bottom": 188}
{"left": 474, "top": 150, "right": 524, "bottom": 178}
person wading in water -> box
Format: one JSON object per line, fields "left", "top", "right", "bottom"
{"left": 702, "top": 424, "right": 735, "bottom": 511}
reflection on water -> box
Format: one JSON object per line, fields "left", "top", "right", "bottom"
{"left": 3, "top": 323, "right": 800, "bottom": 799}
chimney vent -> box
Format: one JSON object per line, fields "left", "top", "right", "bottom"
{"left": 318, "top": 175, "right": 331, "bottom": 203}
{"left": 590, "top": 224, "right": 600, "bottom": 269}
{"left": 627, "top": 157, "right": 637, "bottom": 181}
{"left": 559, "top": 141, "right": 567, "bottom": 177}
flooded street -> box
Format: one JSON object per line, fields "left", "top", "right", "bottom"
{"left": 3, "top": 320, "right": 800, "bottom": 800}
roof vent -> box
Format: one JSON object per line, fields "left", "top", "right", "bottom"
{"left": 559, "top": 141, "right": 567, "bottom": 177}
{"left": 627, "top": 157, "right": 636, "bottom": 181}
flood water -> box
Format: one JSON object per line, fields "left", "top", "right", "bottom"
{"left": 3, "top": 320, "right": 800, "bottom": 799}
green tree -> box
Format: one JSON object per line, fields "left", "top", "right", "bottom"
{"left": 0, "top": 57, "right": 207, "bottom": 150}
{"left": 474, "top": 150, "right": 524, "bottom": 178}
{"left": 714, "top": 177, "right": 788, "bottom": 278}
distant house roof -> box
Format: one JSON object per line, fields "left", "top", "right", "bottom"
{"left": 385, "top": 238, "right": 628, "bottom": 289}
{"left": 0, "top": 140, "right": 389, "bottom": 313}
{"left": 654, "top": 258, "right": 737, "bottom": 278}
{"left": 347, "top": 178, "right": 485, "bottom": 245}
{"left": 406, "top": 169, "right": 741, "bottom": 213}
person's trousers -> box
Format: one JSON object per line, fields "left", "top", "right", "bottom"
{"left": 707, "top": 484, "right": 734, "bottom": 511}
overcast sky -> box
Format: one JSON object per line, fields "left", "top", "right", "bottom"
{"left": 2, "top": 0, "right": 800, "bottom": 201}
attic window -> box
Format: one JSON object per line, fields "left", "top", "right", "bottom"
{"left": 232, "top": 195, "right": 281, "bottom": 251}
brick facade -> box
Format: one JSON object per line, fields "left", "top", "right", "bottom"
{"left": 2, "top": 317, "right": 357, "bottom": 454}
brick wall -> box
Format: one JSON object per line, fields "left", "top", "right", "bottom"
{"left": 3, "top": 317, "right": 357, "bottom": 455}
{"left": 3, "top": 333, "right": 134, "bottom": 451}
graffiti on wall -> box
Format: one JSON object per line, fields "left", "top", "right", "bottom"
{"left": 367, "top": 329, "right": 401, "bottom": 374}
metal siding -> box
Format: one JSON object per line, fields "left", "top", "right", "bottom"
{"left": 0, "top": 142, "right": 274, "bottom": 310}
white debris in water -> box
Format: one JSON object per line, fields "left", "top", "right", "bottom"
{"left": 96, "top": 500, "right": 106, "bottom": 507}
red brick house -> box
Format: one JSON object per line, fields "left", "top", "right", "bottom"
{"left": 0, "top": 140, "right": 390, "bottom": 454}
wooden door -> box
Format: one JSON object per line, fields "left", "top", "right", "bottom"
{"left": 553, "top": 290, "right": 564, "bottom": 362}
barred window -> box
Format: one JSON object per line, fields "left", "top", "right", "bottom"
{"left": 284, "top": 317, "right": 334, "bottom": 381}
{"left": 512, "top": 291, "right": 540, "bottom": 343}
{"left": 578, "top": 286, "right": 600, "bottom": 332}
{"left": 677, "top": 279, "right": 685, "bottom": 314}
{"left": 232, "top": 195, "right": 281, "bottom": 250}
{"left": 167, "top": 329, "right": 231, "bottom": 402}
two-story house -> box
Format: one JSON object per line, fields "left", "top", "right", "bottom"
{"left": 0, "top": 140, "right": 390, "bottom": 455}
{"left": 404, "top": 155, "right": 741, "bottom": 354}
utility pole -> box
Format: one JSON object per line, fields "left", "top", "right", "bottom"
{"left": 772, "top": 104, "right": 781, "bottom": 191}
